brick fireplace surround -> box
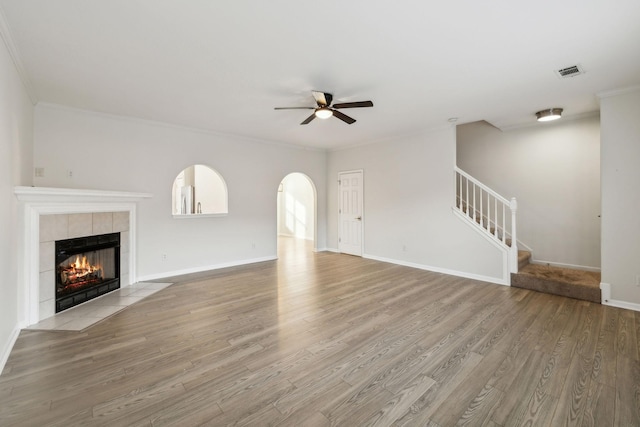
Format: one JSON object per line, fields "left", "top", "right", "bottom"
{"left": 14, "top": 187, "right": 152, "bottom": 326}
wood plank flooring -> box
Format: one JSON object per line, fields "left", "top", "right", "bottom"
{"left": 1, "top": 237, "right": 639, "bottom": 426}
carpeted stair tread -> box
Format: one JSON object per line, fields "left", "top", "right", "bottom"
{"left": 511, "top": 264, "right": 601, "bottom": 303}
{"left": 517, "top": 250, "right": 531, "bottom": 271}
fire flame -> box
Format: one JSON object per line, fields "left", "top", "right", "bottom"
{"left": 73, "top": 255, "right": 89, "bottom": 270}
{"left": 62, "top": 255, "right": 101, "bottom": 284}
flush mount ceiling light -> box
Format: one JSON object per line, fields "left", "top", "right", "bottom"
{"left": 314, "top": 107, "right": 333, "bottom": 119}
{"left": 536, "top": 108, "right": 563, "bottom": 122}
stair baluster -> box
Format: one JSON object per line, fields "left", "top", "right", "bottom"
{"left": 454, "top": 167, "right": 519, "bottom": 273}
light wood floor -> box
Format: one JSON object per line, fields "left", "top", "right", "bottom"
{"left": 1, "top": 237, "right": 639, "bottom": 426}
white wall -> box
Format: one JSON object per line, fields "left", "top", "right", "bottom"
{"left": 457, "top": 117, "right": 601, "bottom": 270}
{"left": 33, "top": 104, "right": 327, "bottom": 280}
{"left": 327, "top": 127, "right": 505, "bottom": 283}
{"left": 277, "top": 173, "right": 315, "bottom": 241}
{"left": 600, "top": 88, "right": 640, "bottom": 308}
{"left": 0, "top": 34, "right": 34, "bottom": 371}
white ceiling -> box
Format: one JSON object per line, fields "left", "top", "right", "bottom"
{"left": 1, "top": 1, "right": 639, "bottom": 150}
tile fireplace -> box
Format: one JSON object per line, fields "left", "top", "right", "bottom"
{"left": 14, "top": 187, "right": 152, "bottom": 326}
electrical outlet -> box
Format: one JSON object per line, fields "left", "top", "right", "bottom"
{"left": 34, "top": 167, "right": 45, "bottom": 177}
{"left": 636, "top": 275, "right": 640, "bottom": 287}
{"left": 252, "top": 242, "right": 256, "bottom": 249}
{"left": 67, "top": 170, "right": 73, "bottom": 178}
{"left": 161, "top": 254, "right": 167, "bottom": 261}
{"left": 402, "top": 245, "right": 407, "bottom": 252}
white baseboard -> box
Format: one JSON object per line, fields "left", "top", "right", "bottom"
{"left": 600, "top": 282, "right": 640, "bottom": 312}
{"left": 531, "top": 259, "right": 601, "bottom": 272}
{"left": 0, "top": 326, "right": 21, "bottom": 375}
{"left": 604, "top": 300, "right": 640, "bottom": 312}
{"left": 362, "top": 253, "right": 509, "bottom": 286}
{"left": 325, "top": 247, "right": 339, "bottom": 253}
{"left": 137, "top": 256, "right": 278, "bottom": 282}
{"left": 600, "top": 282, "right": 611, "bottom": 304}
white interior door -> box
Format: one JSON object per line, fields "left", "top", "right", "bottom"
{"left": 338, "top": 170, "right": 363, "bottom": 256}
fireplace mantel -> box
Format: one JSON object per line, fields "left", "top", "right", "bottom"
{"left": 15, "top": 187, "right": 152, "bottom": 326}
{"left": 15, "top": 186, "right": 152, "bottom": 203}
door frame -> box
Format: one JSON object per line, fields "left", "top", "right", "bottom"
{"left": 338, "top": 169, "right": 364, "bottom": 256}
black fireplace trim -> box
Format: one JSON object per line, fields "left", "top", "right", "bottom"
{"left": 55, "top": 232, "right": 121, "bottom": 313}
{"left": 56, "top": 279, "right": 120, "bottom": 313}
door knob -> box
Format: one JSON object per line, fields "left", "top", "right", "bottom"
{"left": 356, "top": 216, "right": 362, "bottom": 220}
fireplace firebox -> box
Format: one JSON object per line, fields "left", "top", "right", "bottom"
{"left": 55, "top": 232, "right": 120, "bottom": 313}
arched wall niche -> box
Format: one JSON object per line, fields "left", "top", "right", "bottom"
{"left": 172, "top": 164, "right": 228, "bottom": 217}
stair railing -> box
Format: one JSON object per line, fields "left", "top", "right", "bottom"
{"left": 454, "top": 167, "right": 519, "bottom": 273}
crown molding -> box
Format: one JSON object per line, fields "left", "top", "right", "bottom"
{"left": 597, "top": 85, "right": 640, "bottom": 100}
{"left": 0, "top": 4, "right": 37, "bottom": 104}
{"left": 328, "top": 122, "right": 453, "bottom": 153}
{"left": 494, "top": 110, "right": 600, "bottom": 132}
{"left": 36, "top": 102, "right": 328, "bottom": 153}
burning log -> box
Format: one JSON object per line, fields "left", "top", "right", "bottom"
{"left": 59, "top": 255, "right": 103, "bottom": 286}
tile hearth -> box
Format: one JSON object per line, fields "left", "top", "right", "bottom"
{"left": 25, "top": 281, "right": 172, "bottom": 331}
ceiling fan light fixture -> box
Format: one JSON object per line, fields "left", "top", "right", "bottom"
{"left": 315, "top": 108, "right": 333, "bottom": 119}
{"left": 275, "top": 91, "right": 372, "bottom": 125}
{"left": 536, "top": 108, "right": 563, "bottom": 122}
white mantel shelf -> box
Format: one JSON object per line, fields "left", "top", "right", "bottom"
{"left": 14, "top": 186, "right": 153, "bottom": 203}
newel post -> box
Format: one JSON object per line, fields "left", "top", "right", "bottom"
{"left": 509, "top": 197, "right": 518, "bottom": 273}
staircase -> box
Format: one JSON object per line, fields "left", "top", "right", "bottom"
{"left": 455, "top": 167, "right": 601, "bottom": 303}
{"left": 455, "top": 168, "right": 519, "bottom": 274}
{"left": 511, "top": 258, "right": 601, "bottom": 303}
{"left": 517, "top": 249, "right": 531, "bottom": 270}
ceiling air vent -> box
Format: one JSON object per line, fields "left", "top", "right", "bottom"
{"left": 555, "top": 64, "right": 585, "bottom": 78}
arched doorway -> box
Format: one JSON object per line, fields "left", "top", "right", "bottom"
{"left": 276, "top": 173, "right": 316, "bottom": 255}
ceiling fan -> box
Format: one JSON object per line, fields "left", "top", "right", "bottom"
{"left": 274, "top": 91, "right": 373, "bottom": 125}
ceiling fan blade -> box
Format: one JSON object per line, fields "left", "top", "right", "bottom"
{"left": 312, "top": 91, "right": 333, "bottom": 107}
{"left": 332, "top": 100, "right": 374, "bottom": 109}
{"left": 324, "top": 92, "right": 333, "bottom": 106}
{"left": 301, "top": 113, "right": 316, "bottom": 125}
{"left": 274, "top": 107, "right": 315, "bottom": 110}
{"left": 332, "top": 109, "right": 356, "bottom": 124}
